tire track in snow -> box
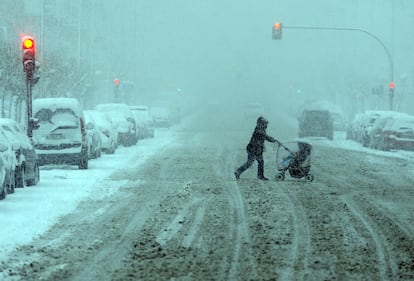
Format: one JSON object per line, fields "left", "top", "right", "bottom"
{"left": 214, "top": 147, "right": 258, "bottom": 281}
{"left": 316, "top": 170, "right": 393, "bottom": 280}
{"left": 155, "top": 197, "right": 203, "bottom": 247}
{"left": 277, "top": 185, "right": 312, "bottom": 281}
{"left": 341, "top": 195, "right": 391, "bottom": 281}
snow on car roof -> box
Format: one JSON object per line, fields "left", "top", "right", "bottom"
{"left": 33, "top": 98, "right": 83, "bottom": 116}
{"left": 129, "top": 105, "right": 149, "bottom": 110}
{"left": 95, "top": 103, "right": 129, "bottom": 111}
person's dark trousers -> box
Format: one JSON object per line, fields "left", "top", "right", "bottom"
{"left": 235, "top": 151, "right": 264, "bottom": 178}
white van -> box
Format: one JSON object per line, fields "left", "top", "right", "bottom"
{"left": 32, "top": 98, "right": 88, "bottom": 169}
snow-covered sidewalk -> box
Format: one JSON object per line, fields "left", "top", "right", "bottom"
{"left": 0, "top": 130, "right": 175, "bottom": 260}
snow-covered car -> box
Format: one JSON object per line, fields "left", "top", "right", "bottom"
{"left": 151, "top": 107, "right": 172, "bottom": 128}
{"left": 0, "top": 131, "right": 17, "bottom": 200}
{"left": 32, "top": 98, "right": 89, "bottom": 169}
{"left": 369, "top": 114, "right": 414, "bottom": 151}
{"left": 354, "top": 111, "right": 409, "bottom": 147}
{"left": 83, "top": 111, "right": 102, "bottom": 159}
{"left": 346, "top": 113, "right": 365, "bottom": 141}
{"left": 129, "top": 105, "right": 155, "bottom": 139}
{"left": 298, "top": 110, "right": 334, "bottom": 140}
{"left": 0, "top": 118, "right": 39, "bottom": 188}
{"left": 95, "top": 103, "right": 137, "bottom": 146}
{"left": 84, "top": 110, "right": 117, "bottom": 154}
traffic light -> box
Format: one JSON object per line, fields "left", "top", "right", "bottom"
{"left": 272, "top": 22, "right": 283, "bottom": 40}
{"left": 22, "top": 36, "right": 36, "bottom": 72}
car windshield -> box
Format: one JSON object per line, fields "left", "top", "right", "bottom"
{"left": 35, "top": 108, "right": 78, "bottom": 125}
{"left": 51, "top": 108, "right": 78, "bottom": 125}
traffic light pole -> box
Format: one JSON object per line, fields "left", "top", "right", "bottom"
{"left": 26, "top": 74, "right": 33, "bottom": 138}
{"left": 283, "top": 25, "right": 395, "bottom": 110}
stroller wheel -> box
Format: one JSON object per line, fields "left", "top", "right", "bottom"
{"left": 305, "top": 174, "right": 314, "bottom": 182}
{"left": 275, "top": 172, "right": 285, "bottom": 181}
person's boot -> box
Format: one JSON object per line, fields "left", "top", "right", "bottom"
{"left": 258, "top": 175, "right": 269, "bottom": 180}
{"left": 257, "top": 161, "right": 268, "bottom": 180}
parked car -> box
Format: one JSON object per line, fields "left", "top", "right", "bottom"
{"left": 0, "top": 131, "right": 17, "bottom": 200}
{"left": 83, "top": 111, "right": 102, "bottom": 159}
{"left": 346, "top": 113, "right": 368, "bottom": 141}
{"left": 129, "top": 105, "right": 155, "bottom": 139}
{"left": 95, "top": 103, "right": 137, "bottom": 146}
{"left": 84, "top": 110, "right": 117, "bottom": 154}
{"left": 32, "top": 98, "right": 89, "bottom": 169}
{"left": 369, "top": 115, "right": 414, "bottom": 151}
{"left": 298, "top": 110, "right": 334, "bottom": 140}
{"left": 0, "top": 118, "right": 39, "bottom": 187}
{"left": 151, "top": 106, "right": 172, "bottom": 128}
{"left": 352, "top": 111, "right": 408, "bottom": 147}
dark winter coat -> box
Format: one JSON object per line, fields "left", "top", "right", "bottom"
{"left": 246, "top": 119, "right": 276, "bottom": 156}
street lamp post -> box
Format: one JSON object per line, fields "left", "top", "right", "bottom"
{"left": 276, "top": 24, "right": 395, "bottom": 110}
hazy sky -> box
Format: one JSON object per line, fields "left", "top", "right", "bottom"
{"left": 100, "top": 0, "right": 412, "bottom": 112}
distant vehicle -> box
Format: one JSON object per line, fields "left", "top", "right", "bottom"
{"left": 369, "top": 115, "right": 414, "bottom": 151}
{"left": 151, "top": 107, "right": 172, "bottom": 128}
{"left": 95, "top": 103, "right": 137, "bottom": 146}
{"left": 83, "top": 111, "right": 102, "bottom": 159}
{"left": 32, "top": 98, "right": 89, "bottom": 169}
{"left": 0, "top": 130, "right": 17, "bottom": 200}
{"left": 0, "top": 118, "right": 39, "bottom": 188}
{"left": 84, "top": 110, "right": 117, "bottom": 154}
{"left": 331, "top": 112, "right": 347, "bottom": 131}
{"left": 298, "top": 110, "right": 334, "bottom": 140}
{"left": 129, "top": 105, "right": 155, "bottom": 139}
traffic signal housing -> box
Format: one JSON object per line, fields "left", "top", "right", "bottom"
{"left": 272, "top": 22, "right": 283, "bottom": 40}
{"left": 22, "top": 36, "right": 36, "bottom": 72}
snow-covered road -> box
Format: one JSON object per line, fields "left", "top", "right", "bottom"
{"left": 1, "top": 125, "right": 413, "bottom": 280}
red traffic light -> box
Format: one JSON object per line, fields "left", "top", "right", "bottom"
{"left": 23, "top": 37, "right": 35, "bottom": 49}
{"left": 114, "top": 79, "right": 120, "bottom": 85}
{"left": 389, "top": 81, "right": 395, "bottom": 89}
{"left": 273, "top": 22, "right": 282, "bottom": 30}
{"left": 272, "top": 22, "right": 283, "bottom": 40}
{"left": 21, "top": 36, "right": 36, "bottom": 72}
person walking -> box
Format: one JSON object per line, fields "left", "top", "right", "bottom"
{"left": 235, "top": 116, "right": 278, "bottom": 180}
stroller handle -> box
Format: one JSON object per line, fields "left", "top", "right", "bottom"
{"left": 275, "top": 140, "right": 294, "bottom": 154}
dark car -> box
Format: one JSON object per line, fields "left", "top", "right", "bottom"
{"left": 0, "top": 118, "right": 39, "bottom": 188}
{"left": 298, "top": 110, "right": 334, "bottom": 140}
{"left": 370, "top": 115, "right": 414, "bottom": 151}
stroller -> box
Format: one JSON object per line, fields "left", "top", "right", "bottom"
{"left": 275, "top": 141, "right": 314, "bottom": 182}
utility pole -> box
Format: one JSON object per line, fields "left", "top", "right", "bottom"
{"left": 273, "top": 24, "right": 395, "bottom": 110}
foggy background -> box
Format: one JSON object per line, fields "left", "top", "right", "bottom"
{"left": 1, "top": 0, "right": 414, "bottom": 131}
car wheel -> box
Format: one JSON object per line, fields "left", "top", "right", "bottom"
{"left": 79, "top": 156, "right": 88, "bottom": 170}
{"left": 109, "top": 144, "right": 116, "bottom": 154}
{"left": 26, "top": 163, "right": 40, "bottom": 186}
{"left": 16, "top": 165, "right": 25, "bottom": 188}
{"left": 7, "top": 173, "right": 15, "bottom": 194}
{"left": 0, "top": 184, "right": 6, "bottom": 200}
